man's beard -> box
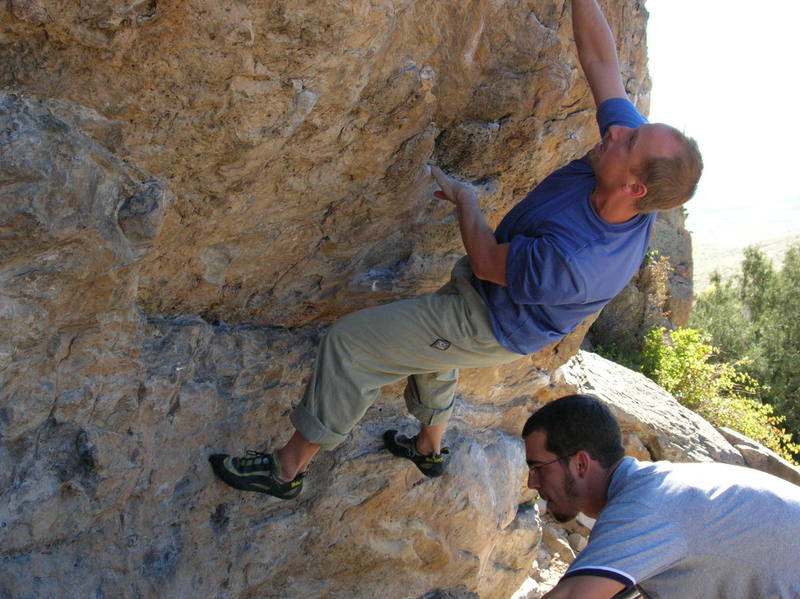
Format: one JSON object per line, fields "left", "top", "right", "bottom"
{"left": 550, "top": 469, "right": 579, "bottom": 523}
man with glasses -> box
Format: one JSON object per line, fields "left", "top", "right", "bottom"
{"left": 524, "top": 394, "right": 800, "bottom": 598}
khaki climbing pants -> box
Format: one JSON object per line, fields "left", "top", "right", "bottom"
{"left": 290, "top": 257, "right": 523, "bottom": 449}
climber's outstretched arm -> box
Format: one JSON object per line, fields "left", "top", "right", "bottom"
{"left": 570, "top": 0, "right": 627, "bottom": 106}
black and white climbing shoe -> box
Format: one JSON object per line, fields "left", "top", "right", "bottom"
{"left": 209, "top": 450, "right": 304, "bottom": 499}
{"left": 383, "top": 429, "right": 450, "bottom": 478}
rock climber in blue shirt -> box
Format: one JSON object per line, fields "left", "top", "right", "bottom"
{"left": 209, "top": 0, "right": 703, "bottom": 500}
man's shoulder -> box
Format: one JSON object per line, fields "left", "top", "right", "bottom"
{"left": 602, "top": 458, "right": 688, "bottom": 512}
{"left": 596, "top": 97, "right": 647, "bottom": 133}
{"left": 548, "top": 155, "right": 594, "bottom": 179}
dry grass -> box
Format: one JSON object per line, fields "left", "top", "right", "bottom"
{"left": 693, "top": 233, "right": 800, "bottom": 293}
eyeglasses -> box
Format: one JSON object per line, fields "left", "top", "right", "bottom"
{"left": 527, "top": 454, "right": 571, "bottom": 476}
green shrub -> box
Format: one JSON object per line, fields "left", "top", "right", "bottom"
{"left": 691, "top": 271, "right": 757, "bottom": 363}
{"left": 641, "top": 327, "right": 799, "bottom": 463}
{"left": 691, "top": 243, "right": 800, "bottom": 452}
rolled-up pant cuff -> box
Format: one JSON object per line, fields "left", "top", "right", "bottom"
{"left": 404, "top": 384, "right": 455, "bottom": 426}
{"left": 290, "top": 403, "right": 348, "bottom": 450}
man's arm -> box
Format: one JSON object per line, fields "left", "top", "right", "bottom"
{"left": 543, "top": 574, "right": 626, "bottom": 599}
{"left": 571, "top": 0, "right": 627, "bottom": 106}
{"left": 431, "top": 166, "right": 509, "bottom": 286}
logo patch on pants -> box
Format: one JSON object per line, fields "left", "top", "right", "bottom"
{"left": 431, "top": 338, "right": 451, "bottom": 351}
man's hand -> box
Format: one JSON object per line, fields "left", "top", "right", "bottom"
{"left": 570, "top": 0, "right": 627, "bottom": 106}
{"left": 429, "top": 165, "right": 509, "bottom": 286}
{"left": 431, "top": 166, "right": 477, "bottom": 206}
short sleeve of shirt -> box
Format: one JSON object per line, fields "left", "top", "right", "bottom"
{"left": 565, "top": 501, "right": 688, "bottom": 588}
{"left": 596, "top": 97, "right": 648, "bottom": 138}
{"left": 505, "top": 235, "right": 586, "bottom": 305}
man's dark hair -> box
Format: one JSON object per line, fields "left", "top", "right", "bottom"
{"left": 522, "top": 394, "right": 625, "bottom": 468}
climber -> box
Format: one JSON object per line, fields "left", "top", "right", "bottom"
{"left": 524, "top": 394, "right": 800, "bottom": 599}
{"left": 208, "top": 0, "right": 703, "bottom": 499}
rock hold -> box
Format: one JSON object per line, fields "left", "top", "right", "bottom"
{"left": 117, "top": 180, "right": 168, "bottom": 247}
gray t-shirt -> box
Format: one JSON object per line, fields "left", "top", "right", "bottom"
{"left": 566, "top": 457, "right": 800, "bottom": 598}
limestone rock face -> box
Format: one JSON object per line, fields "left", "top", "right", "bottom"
{"left": 1, "top": 0, "right": 652, "bottom": 327}
{"left": 0, "top": 84, "right": 601, "bottom": 599}
{"left": 0, "top": 305, "right": 579, "bottom": 598}
{"left": 0, "top": 93, "right": 168, "bottom": 442}
{"left": 0, "top": 1, "right": 711, "bottom": 598}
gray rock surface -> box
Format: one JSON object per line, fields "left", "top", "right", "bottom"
{"left": 0, "top": 93, "right": 168, "bottom": 444}
{"left": 718, "top": 427, "right": 800, "bottom": 487}
{"left": 0, "top": 94, "right": 586, "bottom": 598}
{"left": 0, "top": 2, "right": 715, "bottom": 598}
{"left": 555, "top": 351, "right": 743, "bottom": 465}
{"left": 0, "top": 0, "right": 654, "bottom": 328}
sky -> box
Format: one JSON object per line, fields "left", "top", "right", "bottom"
{"left": 646, "top": 0, "right": 800, "bottom": 247}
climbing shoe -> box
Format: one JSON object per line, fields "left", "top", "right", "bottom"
{"left": 208, "top": 450, "right": 304, "bottom": 499}
{"left": 383, "top": 429, "right": 450, "bottom": 478}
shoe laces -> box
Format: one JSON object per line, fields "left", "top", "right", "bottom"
{"left": 238, "top": 450, "right": 272, "bottom": 468}
{"left": 239, "top": 450, "right": 306, "bottom": 481}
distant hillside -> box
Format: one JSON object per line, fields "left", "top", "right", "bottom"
{"left": 693, "top": 233, "right": 800, "bottom": 293}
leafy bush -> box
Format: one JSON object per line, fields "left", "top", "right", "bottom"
{"left": 690, "top": 272, "right": 756, "bottom": 363}
{"left": 641, "top": 327, "right": 798, "bottom": 463}
{"left": 691, "top": 243, "right": 800, "bottom": 450}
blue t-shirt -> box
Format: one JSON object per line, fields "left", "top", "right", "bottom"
{"left": 565, "top": 458, "right": 800, "bottom": 598}
{"left": 475, "top": 98, "right": 653, "bottom": 354}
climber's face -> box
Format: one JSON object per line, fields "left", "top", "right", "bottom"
{"left": 525, "top": 430, "right": 580, "bottom": 523}
{"left": 588, "top": 123, "right": 680, "bottom": 200}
